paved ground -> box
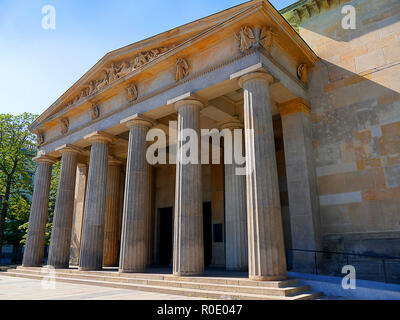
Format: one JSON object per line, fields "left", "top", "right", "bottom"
{"left": 0, "top": 274, "right": 202, "bottom": 300}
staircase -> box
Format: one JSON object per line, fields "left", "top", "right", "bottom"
{"left": 3, "top": 266, "right": 322, "bottom": 300}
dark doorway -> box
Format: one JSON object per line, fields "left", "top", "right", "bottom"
{"left": 158, "top": 207, "right": 173, "bottom": 266}
{"left": 203, "top": 202, "right": 212, "bottom": 267}
{"left": 156, "top": 204, "right": 212, "bottom": 267}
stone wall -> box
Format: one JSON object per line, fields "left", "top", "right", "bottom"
{"left": 289, "top": 0, "right": 400, "bottom": 256}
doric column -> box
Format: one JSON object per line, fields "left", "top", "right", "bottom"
{"left": 239, "top": 72, "right": 287, "bottom": 280}
{"left": 69, "top": 163, "right": 88, "bottom": 266}
{"left": 119, "top": 114, "right": 153, "bottom": 273}
{"left": 103, "top": 159, "right": 122, "bottom": 267}
{"left": 278, "top": 98, "right": 321, "bottom": 272}
{"left": 220, "top": 118, "right": 248, "bottom": 271}
{"left": 48, "top": 145, "right": 81, "bottom": 268}
{"left": 173, "top": 99, "right": 204, "bottom": 276}
{"left": 79, "top": 132, "right": 113, "bottom": 271}
{"left": 22, "top": 156, "right": 55, "bottom": 267}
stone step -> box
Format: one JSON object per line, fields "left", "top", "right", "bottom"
{"left": 3, "top": 271, "right": 321, "bottom": 300}
{"left": 14, "top": 266, "right": 299, "bottom": 288}
{"left": 9, "top": 269, "right": 309, "bottom": 297}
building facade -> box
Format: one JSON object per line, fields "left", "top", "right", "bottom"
{"left": 22, "top": 0, "right": 400, "bottom": 280}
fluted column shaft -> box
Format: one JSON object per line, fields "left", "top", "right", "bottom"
{"left": 221, "top": 119, "right": 248, "bottom": 271}
{"left": 278, "top": 98, "right": 321, "bottom": 272}
{"left": 239, "top": 72, "right": 287, "bottom": 280}
{"left": 119, "top": 115, "right": 153, "bottom": 273}
{"left": 79, "top": 133, "right": 112, "bottom": 270}
{"left": 173, "top": 99, "right": 204, "bottom": 276}
{"left": 48, "top": 147, "right": 80, "bottom": 268}
{"left": 22, "top": 157, "right": 54, "bottom": 267}
{"left": 103, "top": 161, "right": 122, "bottom": 267}
{"left": 69, "top": 164, "right": 88, "bottom": 266}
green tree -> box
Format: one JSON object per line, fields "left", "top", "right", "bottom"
{"left": 0, "top": 113, "right": 37, "bottom": 260}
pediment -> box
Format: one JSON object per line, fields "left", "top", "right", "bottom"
{"left": 31, "top": 0, "right": 317, "bottom": 139}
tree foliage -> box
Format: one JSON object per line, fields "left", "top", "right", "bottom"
{"left": 0, "top": 113, "right": 61, "bottom": 262}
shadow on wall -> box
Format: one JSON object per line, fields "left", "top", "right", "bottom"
{"left": 302, "top": 27, "right": 400, "bottom": 281}
{"left": 279, "top": 0, "right": 400, "bottom": 281}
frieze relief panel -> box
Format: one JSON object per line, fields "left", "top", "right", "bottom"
{"left": 90, "top": 103, "right": 100, "bottom": 120}
{"left": 126, "top": 84, "right": 138, "bottom": 102}
{"left": 36, "top": 131, "right": 44, "bottom": 146}
{"left": 60, "top": 117, "right": 69, "bottom": 135}
{"left": 297, "top": 63, "right": 308, "bottom": 83}
{"left": 176, "top": 58, "right": 189, "bottom": 81}
{"left": 235, "top": 25, "right": 276, "bottom": 53}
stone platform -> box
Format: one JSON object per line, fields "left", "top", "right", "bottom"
{"left": 3, "top": 266, "right": 321, "bottom": 300}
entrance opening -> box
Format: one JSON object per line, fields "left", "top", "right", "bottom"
{"left": 158, "top": 207, "right": 173, "bottom": 266}
{"left": 203, "top": 202, "right": 212, "bottom": 267}
{"left": 156, "top": 203, "right": 213, "bottom": 268}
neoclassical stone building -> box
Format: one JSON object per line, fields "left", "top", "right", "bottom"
{"left": 22, "top": 0, "right": 400, "bottom": 281}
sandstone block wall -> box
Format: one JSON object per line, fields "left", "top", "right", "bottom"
{"left": 288, "top": 0, "right": 400, "bottom": 256}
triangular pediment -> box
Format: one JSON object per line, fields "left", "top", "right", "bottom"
{"left": 31, "top": 0, "right": 317, "bottom": 133}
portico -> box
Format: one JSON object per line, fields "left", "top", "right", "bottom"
{"left": 23, "top": 0, "right": 320, "bottom": 279}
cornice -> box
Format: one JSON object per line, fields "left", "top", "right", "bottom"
{"left": 280, "top": 0, "right": 343, "bottom": 32}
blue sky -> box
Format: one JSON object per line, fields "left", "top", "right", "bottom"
{"left": 0, "top": 0, "right": 297, "bottom": 116}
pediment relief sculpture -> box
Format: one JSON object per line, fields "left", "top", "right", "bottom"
{"left": 90, "top": 103, "right": 100, "bottom": 120}
{"left": 297, "top": 63, "right": 307, "bottom": 83}
{"left": 60, "top": 117, "right": 69, "bottom": 134}
{"left": 176, "top": 58, "right": 189, "bottom": 81}
{"left": 126, "top": 84, "right": 138, "bottom": 102}
{"left": 62, "top": 46, "right": 170, "bottom": 111}
{"left": 235, "top": 25, "right": 276, "bottom": 53}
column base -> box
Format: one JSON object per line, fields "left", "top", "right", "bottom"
{"left": 78, "top": 267, "right": 103, "bottom": 271}
{"left": 47, "top": 264, "right": 69, "bottom": 269}
{"left": 173, "top": 271, "right": 204, "bottom": 277}
{"left": 103, "top": 264, "right": 118, "bottom": 268}
{"left": 22, "top": 264, "right": 43, "bottom": 268}
{"left": 249, "top": 274, "right": 287, "bottom": 281}
{"left": 119, "top": 268, "right": 146, "bottom": 273}
{"left": 226, "top": 266, "right": 248, "bottom": 272}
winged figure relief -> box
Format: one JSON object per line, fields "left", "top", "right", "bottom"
{"left": 235, "top": 26, "right": 256, "bottom": 52}
{"left": 259, "top": 26, "right": 276, "bottom": 52}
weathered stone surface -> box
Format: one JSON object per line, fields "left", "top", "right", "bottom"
{"left": 103, "top": 161, "right": 122, "bottom": 267}
{"left": 119, "top": 115, "right": 153, "bottom": 273}
{"left": 239, "top": 72, "right": 287, "bottom": 280}
{"left": 48, "top": 146, "right": 80, "bottom": 268}
{"left": 79, "top": 133, "right": 113, "bottom": 271}
{"left": 279, "top": 101, "right": 321, "bottom": 272}
{"left": 173, "top": 99, "right": 204, "bottom": 276}
{"left": 69, "top": 164, "right": 88, "bottom": 266}
{"left": 220, "top": 118, "right": 247, "bottom": 271}
{"left": 22, "top": 157, "right": 55, "bottom": 267}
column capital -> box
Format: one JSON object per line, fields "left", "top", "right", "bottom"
{"left": 277, "top": 97, "right": 311, "bottom": 117}
{"left": 174, "top": 98, "right": 204, "bottom": 111}
{"left": 120, "top": 113, "right": 155, "bottom": 129}
{"left": 77, "top": 162, "right": 88, "bottom": 169}
{"left": 238, "top": 71, "right": 274, "bottom": 88}
{"left": 55, "top": 144, "right": 84, "bottom": 155}
{"left": 33, "top": 155, "right": 56, "bottom": 164}
{"left": 218, "top": 116, "right": 244, "bottom": 131}
{"left": 108, "top": 156, "right": 123, "bottom": 166}
{"left": 84, "top": 131, "right": 116, "bottom": 144}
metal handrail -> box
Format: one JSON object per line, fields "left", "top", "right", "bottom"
{"left": 286, "top": 248, "right": 400, "bottom": 283}
{"left": 287, "top": 248, "right": 400, "bottom": 260}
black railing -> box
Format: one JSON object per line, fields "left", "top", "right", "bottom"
{"left": 286, "top": 248, "right": 400, "bottom": 284}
